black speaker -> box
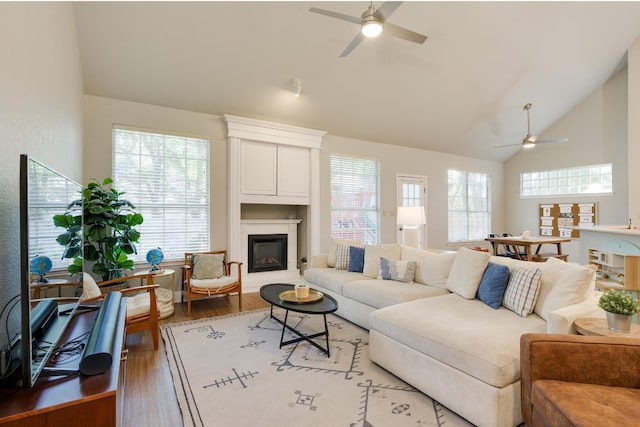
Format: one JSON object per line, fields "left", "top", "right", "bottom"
{"left": 79, "top": 292, "right": 123, "bottom": 376}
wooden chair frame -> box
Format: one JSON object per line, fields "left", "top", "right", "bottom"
{"left": 182, "top": 250, "right": 242, "bottom": 316}
{"left": 83, "top": 273, "right": 160, "bottom": 350}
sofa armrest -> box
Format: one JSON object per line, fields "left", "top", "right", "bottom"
{"left": 546, "top": 291, "right": 603, "bottom": 334}
{"left": 520, "top": 333, "right": 640, "bottom": 424}
{"left": 310, "top": 254, "right": 329, "bottom": 268}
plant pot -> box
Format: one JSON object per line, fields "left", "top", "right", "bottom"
{"left": 606, "top": 311, "right": 632, "bottom": 332}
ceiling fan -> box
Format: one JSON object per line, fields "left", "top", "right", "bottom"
{"left": 494, "top": 103, "right": 569, "bottom": 149}
{"left": 309, "top": 1, "right": 428, "bottom": 57}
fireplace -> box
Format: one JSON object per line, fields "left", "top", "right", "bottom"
{"left": 248, "top": 234, "right": 288, "bottom": 273}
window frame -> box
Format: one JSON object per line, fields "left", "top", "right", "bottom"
{"left": 112, "top": 125, "right": 211, "bottom": 262}
{"left": 329, "top": 154, "right": 380, "bottom": 245}
{"left": 447, "top": 169, "right": 491, "bottom": 243}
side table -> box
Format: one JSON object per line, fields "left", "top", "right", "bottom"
{"left": 30, "top": 278, "right": 76, "bottom": 299}
{"left": 574, "top": 317, "right": 640, "bottom": 338}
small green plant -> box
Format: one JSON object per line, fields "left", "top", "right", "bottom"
{"left": 598, "top": 289, "right": 639, "bottom": 315}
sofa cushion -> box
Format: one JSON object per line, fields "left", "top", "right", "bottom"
{"left": 477, "top": 262, "right": 511, "bottom": 309}
{"left": 535, "top": 257, "right": 595, "bottom": 321}
{"left": 363, "top": 244, "right": 402, "bottom": 278}
{"left": 380, "top": 257, "right": 417, "bottom": 282}
{"left": 343, "top": 279, "right": 449, "bottom": 309}
{"left": 303, "top": 268, "right": 363, "bottom": 295}
{"left": 327, "top": 238, "right": 361, "bottom": 267}
{"left": 369, "top": 293, "right": 546, "bottom": 388}
{"left": 446, "top": 247, "right": 491, "bottom": 299}
{"left": 503, "top": 265, "right": 542, "bottom": 317}
{"left": 414, "top": 251, "right": 456, "bottom": 288}
{"left": 348, "top": 246, "right": 365, "bottom": 273}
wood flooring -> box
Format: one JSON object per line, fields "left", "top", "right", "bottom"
{"left": 123, "top": 292, "right": 270, "bottom": 427}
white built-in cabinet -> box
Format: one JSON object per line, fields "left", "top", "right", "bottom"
{"left": 240, "top": 140, "right": 310, "bottom": 204}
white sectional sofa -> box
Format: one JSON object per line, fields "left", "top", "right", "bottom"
{"left": 303, "top": 242, "right": 602, "bottom": 427}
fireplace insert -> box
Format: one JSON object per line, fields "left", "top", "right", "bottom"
{"left": 248, "top": 234, "right": 288, "bottom": 273}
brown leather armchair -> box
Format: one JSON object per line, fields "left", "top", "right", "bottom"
{"left": 520, "top": 333, "right": 640, "bottom": 426}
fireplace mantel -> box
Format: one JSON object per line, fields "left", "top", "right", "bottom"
{"left": 225, "top": 115, "right": 325, "bottom": 292}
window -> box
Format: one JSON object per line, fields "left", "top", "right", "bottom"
{"left": 448, "top": 170, "right": 490, "bottom": 242}
{"left": 521, "top": 163, "right": 612, "bottom": 197}
{"left": 113, "top": 126, "right": 210, "bottom": 261}
{"left": 330, "top": 155, "right": 379, "bottom": 245}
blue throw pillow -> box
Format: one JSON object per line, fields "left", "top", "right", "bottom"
{"left": 348, "top": 246, "right": 365, "bottom": 273}
{"left": 477, "top": 262, "right": 510, "bottom": 309}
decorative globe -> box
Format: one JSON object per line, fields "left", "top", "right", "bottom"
{"left": 146, "top": 248, "right": 164, "bottom": 272}
{"left": 30, "top": 255, "right": 52, "bottom": 283}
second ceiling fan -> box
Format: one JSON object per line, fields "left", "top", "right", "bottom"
{"left": 309, "top": 1, "right": 428, "bottom": 57}
{"left": 494, "top": 103, "right": 569, "bottom": 149}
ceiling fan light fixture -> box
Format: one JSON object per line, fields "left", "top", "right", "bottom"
{"left": 522, "top": 138, "right": 536, "bottom": 149}
{"left": 361, "top": 15, "right": 383, "bottom": 37}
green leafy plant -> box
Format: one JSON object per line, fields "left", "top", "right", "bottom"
{"left": 55, "top": 177, "right": 143, "bottom": 281}
{"left": 598, "top": 289, "right": 639, "bottom": 315}
{"left": 53, "top": 198, "right": 83, "bottom": 276}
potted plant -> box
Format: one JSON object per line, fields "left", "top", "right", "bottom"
{"left": 55, "top": 177, "right": 143, "bottom": 281}
{"left": 598, "top": 289, "right": 639, "bottom": 332}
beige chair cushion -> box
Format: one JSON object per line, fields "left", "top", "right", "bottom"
{"left": 126, "top": 292, "right": 151, "bottom": 318}
{"left": 190, "top": 276, "right": 238, "bottom": 291}
{"left": 82, "top": 274, "right": 102, "bottom": 300}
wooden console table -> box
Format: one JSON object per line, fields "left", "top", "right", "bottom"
{"left": 0, "top": 303, "right": 127, "bottom": 427}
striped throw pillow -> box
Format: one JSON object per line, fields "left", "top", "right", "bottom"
{"left": 503, "top": 265, "right": 542, "bottom": 317}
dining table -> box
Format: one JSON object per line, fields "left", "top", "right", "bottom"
{"left": 484, "top": 235, "right": 571, "bottom": 261}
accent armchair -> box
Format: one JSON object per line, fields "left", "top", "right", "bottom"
{"left": 82, "top": 273, "right": 160, "bottom": 350}
{"left": 520, "top": 333, "right": 640, "bottom": 426}
{"left": 182, "top": 250, "right": 242, "bottom": 315}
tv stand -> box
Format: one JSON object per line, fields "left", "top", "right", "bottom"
{"left": 0, "top": 301, "right": 126, "bottom": 427}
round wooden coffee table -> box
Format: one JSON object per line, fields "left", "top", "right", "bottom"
{"left": 574, "top": 317, "right": 640, "bottom": 337}
{"left": 260, "top": 283, "right": 338, "bottom": 357}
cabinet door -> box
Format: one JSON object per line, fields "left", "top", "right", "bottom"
{"left": 241, "top": 141, "right": 277, "bottom": 195}
{"left": 277, "top": 145, "right": 309, "bottom": 197}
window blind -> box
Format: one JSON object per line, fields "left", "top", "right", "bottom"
{"left": 112, "top": 126, "right": 210, "bottom": 261}
{"left": 330, "top": 155, "right": 379, "bottom": 245}
{"left": 448, "top": 170, "right": 490, "bottom": 242}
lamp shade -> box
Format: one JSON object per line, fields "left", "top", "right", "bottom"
{"left": 396, "top": 206, "right": 426, "bottom": 225}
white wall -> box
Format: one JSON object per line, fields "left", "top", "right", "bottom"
{"left": 0, "top": 3, "right": 83, "bottom": 348}
{"left": 629, "top": 37, "right": 640, "bottom": 221}
{"left": 84, "top": 96, "right": 505, "bottom": 260}
{"left": 319, "top": 135, "right": 504, "bottom": 253}
{"left": 504, "top": 68, "right": 629, "bottom": 262}
{"left": 82, "top": 95, "right": 230, "bottom": 250}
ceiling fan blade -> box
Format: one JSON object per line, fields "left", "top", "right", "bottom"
{"left": 340, "top": 33, "right": 366, "bottom": 57}
{"left": 535, "top": 138, "right": 569, "bottom": 144}
{"left": 493, "top": 142, "right": 524, "bottom": 149}
{"left": 375, "top": 1, "right": 404, "bottom": 20}
{"left": 309, "top": 7, "right": 361, "bottom": 25}
{"left": 383, "top": 22, "right": 428, "bottom": 44}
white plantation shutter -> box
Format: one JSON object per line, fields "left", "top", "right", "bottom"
{"left": 330, "top": 155, "right": 379, "bottom": 245}
{"left": 448, "top": 170, "right": 491, "bottom": 242}
{"left": 112, "top": 126, "right": 210, "bottom": 261}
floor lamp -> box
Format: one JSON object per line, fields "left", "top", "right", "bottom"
{"left": 397, "top": 206, "right": 426, "bottom": 248}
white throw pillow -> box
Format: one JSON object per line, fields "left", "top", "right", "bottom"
{"left": 414, "top": 252, "right": 457, "bottom": 288}
{"left": 534, "top": 257, "right": 595, "bottom": 320}
{"left": 503, "top": 265, "right": 542, "bottom": 317}
{"left": 363, "top": 244, "right": 402, "bottom": 278}
{"left": 327, "top": 238, "right": 361, "bottom": 267}
{"left": 445, "top": 247, "right": 491, "bottom": 299}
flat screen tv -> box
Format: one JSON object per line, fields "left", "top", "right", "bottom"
{"left": 17, "top": 154, "right": 82, "bottom": 387}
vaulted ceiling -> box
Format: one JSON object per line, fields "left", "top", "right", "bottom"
{"left": 73, "top": 1, "right": 640, "bottom": 162}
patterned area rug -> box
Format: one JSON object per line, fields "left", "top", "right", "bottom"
{"left": 161, "top": 308, "right": 473, "bottom": 427}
